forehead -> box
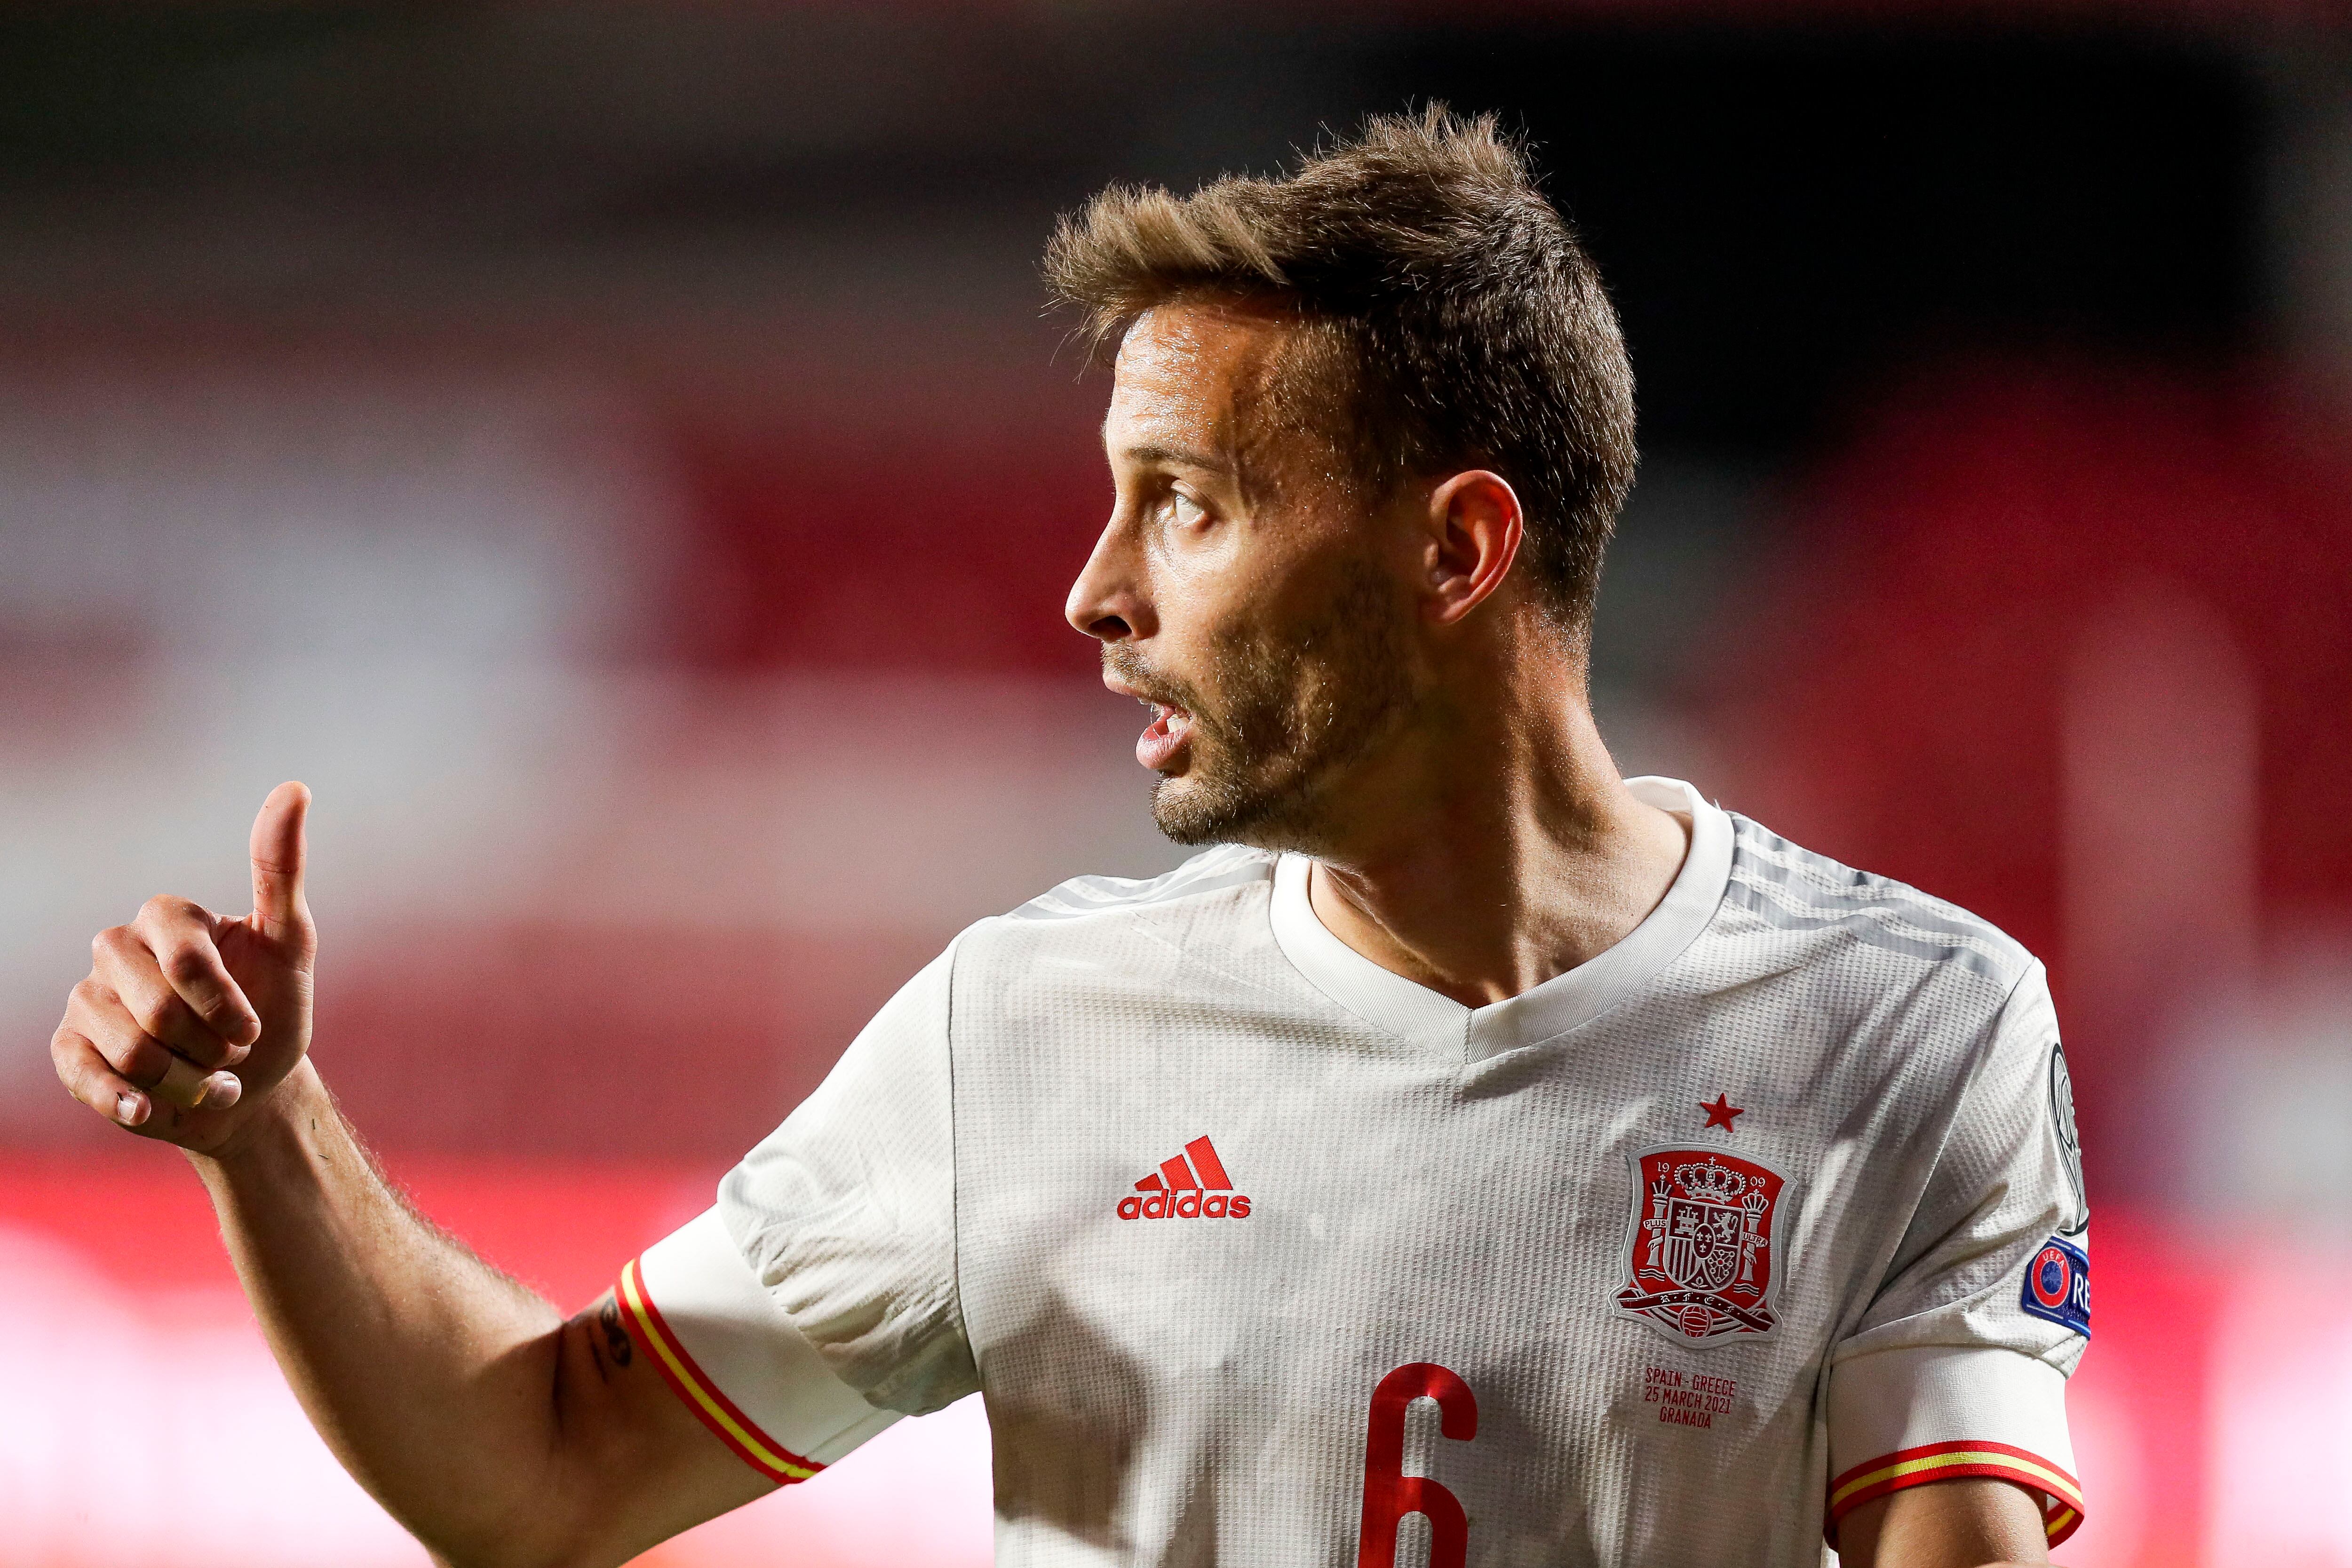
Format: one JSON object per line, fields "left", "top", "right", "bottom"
{"left": 1104, "top": 301, "right": 1296, "bottom": 448}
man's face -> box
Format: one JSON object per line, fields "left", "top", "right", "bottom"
{"left": 1065, "top": 302, "right": 1420, "bottom": 852}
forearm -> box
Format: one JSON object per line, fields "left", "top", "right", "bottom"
{"left": 193, "top": 1062, "right": 573, "bottom": 1566}
{"left": 1837, "top": 1479, "right": 2051, "bottom": 1568}
{"left": 57, "top": 790, "right": 756, "bottom": 1568}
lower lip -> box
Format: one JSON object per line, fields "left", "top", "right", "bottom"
{"left": 1136, "top": 707, "right": 1194, "bottom": 771}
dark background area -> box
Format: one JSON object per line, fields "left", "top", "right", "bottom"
{"left": 0, "top": 10, "right": 2272, "bottom": 451}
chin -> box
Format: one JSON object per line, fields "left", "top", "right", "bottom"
{"left": 1147, "top": 777, "right": 1236, "bottom": 847}
{"left": 1149, "top": 771, "right": 1328, "bottom": 853}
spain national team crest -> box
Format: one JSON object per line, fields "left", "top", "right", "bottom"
{"left": 1614, "top": 1146, "right": 1789, "bottom": 1344}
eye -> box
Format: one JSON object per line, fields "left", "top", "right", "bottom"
{"left": 1166, "top": 490, "right": 1208, "bottom": 530}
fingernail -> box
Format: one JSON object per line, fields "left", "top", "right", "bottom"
{"left": 115, "top": 1092, "right": 148, "bottom": 1126}
{"left": 196, "top": 1072, "right": 243, "bottom": 1109}
{"left": 223, "top": 1039, "right": 252, "bottom": 1066}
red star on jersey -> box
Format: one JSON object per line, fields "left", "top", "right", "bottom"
{"left": 1700, "top": 1093, "right": 1745, "bottom": 1133}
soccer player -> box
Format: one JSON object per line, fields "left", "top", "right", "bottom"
{"left": 51, "top": 110, "right": 2089, "bottom": 1568}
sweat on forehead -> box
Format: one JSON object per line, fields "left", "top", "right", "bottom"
{"left": 1113, "top": 302, "right": 1367, "bottom": 496}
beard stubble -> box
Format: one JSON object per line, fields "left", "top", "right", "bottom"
{"left": 1108, "top": 559, "right": 1416, "bottom": 852}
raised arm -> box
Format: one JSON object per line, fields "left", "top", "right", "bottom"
{"left": 50, "top": 785, "right": 771, "bottom": 1568}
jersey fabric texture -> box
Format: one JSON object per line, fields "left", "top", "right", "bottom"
{"left": 622, "top": 777, "right": 2089, "bottom": 1567}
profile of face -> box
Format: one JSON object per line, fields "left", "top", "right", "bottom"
{"left": 1064, "top": 302, "right": 1422, "bottom": 852}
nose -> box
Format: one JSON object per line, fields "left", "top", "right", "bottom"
{"left": 1065, "top": 517, "right": 1154, "bottom": 643}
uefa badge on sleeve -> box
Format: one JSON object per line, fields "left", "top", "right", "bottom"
{"left": 1613, "top": 1146, "right": 1789, "bottom": 1344}
{"left": 2019, "top": 1235, "right": 2091, "bottom": 1337}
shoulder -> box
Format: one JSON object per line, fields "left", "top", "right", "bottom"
{"left": 995, "top": 844, "right": 1278, "bottom": 925}
{"left": 942, "top": 844, "right": 1283, "bottom": 1006}
{"left": 939, "top": 845, "right": 1288, "bottom": 1037}
{"left": 1709, "top": 816, "right": 2053, "bottom": 1150}
{"left": 1719, "top": 812, "right": 2036, "bottom": 1001}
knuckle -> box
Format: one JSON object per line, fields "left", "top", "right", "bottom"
{"left": 136, "top": 894, "right": 201, "bottom": 934}
{"left": 92, "top": 924, "right": 133, "bottom": 960}
{"left": 81, "top": 1005, "right": 136, "bottom": 1054}
{"left": 129, "top": 987, "right": 187, "bottom": 1036}
{"left": 159, "top": 943, "right": 216, "bottom": 987}
{"left": 56, "top": 1049, "right": 95, "bottom": 1099}
{"left": 106, "top": 1036, "right": 168, "bottom": 1088}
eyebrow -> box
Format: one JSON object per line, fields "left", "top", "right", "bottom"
{"left": 1115, "top": 441, "right": 1232, "bottom": 476}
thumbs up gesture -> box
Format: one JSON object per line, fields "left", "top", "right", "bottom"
{"left": 53, "top": 782, "right": 318, "bottom": 1157}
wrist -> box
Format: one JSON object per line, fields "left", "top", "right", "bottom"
{"left": 189, "top": 1057, "right": 332, "bottom": 1177}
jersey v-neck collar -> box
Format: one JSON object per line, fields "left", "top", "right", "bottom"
{"left": 1267, "top": 776, "right": 1734, "bottom": 1061}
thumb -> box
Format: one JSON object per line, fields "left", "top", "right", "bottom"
{"left": 249, "top": 781, "right": 313, "bottom": 946}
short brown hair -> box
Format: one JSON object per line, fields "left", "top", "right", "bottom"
{"left": 1043, "top": 105, "right": 1637, "bottom": 634}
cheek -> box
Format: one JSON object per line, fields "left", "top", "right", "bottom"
{"left": 1145, "top": 547, "right": 1263, "bottom": 656}
{"left": 1164, "top": 521, "right": 1335, "bottom": 636}
{"left": 1143, "top": 508, "right": 1250, "bottom": 587}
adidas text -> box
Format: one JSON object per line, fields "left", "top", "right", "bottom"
{"left": 1120, "top": 1134, "right": 1253, "bottom": 1220}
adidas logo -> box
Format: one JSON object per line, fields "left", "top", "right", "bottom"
{"left": 1116, "top": 1136, "right": 1253, "bottom": 1221}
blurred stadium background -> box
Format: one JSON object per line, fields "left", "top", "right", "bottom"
{"left": 3, "top": 4, "right": 2349, "bottom": 1564}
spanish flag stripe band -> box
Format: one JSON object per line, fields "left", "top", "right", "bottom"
{"left": 615, "top": 1258, "right": 821, "bottom": 1484}
{"left": 1832, "top": 1439, "right": 2081, "bottom": 1505}
{"left": 1828, "top": 1441, "right": 2082, "bottom": 1547}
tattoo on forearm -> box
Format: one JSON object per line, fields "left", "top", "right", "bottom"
{"left": 597, "top": 1297, "right": 635, "bottom": 1368}
{"left": 573, "top": 1293, "right": 639, "bottom": 1381}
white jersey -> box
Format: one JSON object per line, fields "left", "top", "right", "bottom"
{"left": 620, "top": 777, "right": 2090, "bottom": 1566}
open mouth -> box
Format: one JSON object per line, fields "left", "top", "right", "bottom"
{"left": 1103, "top": 662, "right": 1201, "bottom": 774}
{"left": 1135, "top": 699, "right": 1197, "bottom": 772}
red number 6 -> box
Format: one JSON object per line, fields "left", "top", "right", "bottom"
{"left": 1357, "top": 1361, "right": 1478, "bottom": 1568}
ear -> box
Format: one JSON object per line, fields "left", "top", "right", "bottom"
{"left": 1418, "top": 470, "right": 1524, "bottom": 626}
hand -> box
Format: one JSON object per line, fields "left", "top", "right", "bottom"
{"left": 53, "top": 782, "right": 318, "bottom": 1158}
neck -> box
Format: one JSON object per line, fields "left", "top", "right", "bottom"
{"left": 1300, "top": 632, "right": 1692, "bottom": 1008}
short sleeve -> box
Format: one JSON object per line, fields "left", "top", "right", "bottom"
{"left": 619, "top": 1211, "right": 900, "bottom": 1482}
{"left": 1825, "top": 962, "right": 2090, "bottom": 1546}
{"left": 617, "top": 942, "right": 978, "bottom": 1485}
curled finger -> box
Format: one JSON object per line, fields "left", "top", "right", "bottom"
{"left": 93, "top": 925, "right": 244, "bottom": 1068}
{"left": 68, "top": 979, "right": 239, "bottom": 1109}
{"left": 127, "top": 897, "right": 258, "bottom": 1048}
{"left": 52, "top": 1027, "right": 152, "bottom": 1129}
